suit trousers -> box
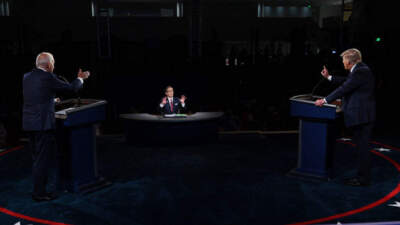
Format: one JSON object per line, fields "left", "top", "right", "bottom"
{"left": 351, "top": 122, "right": 374, "bottom": 183}
{"left": 28, "top": 130, "right": 57, "bottom": 196}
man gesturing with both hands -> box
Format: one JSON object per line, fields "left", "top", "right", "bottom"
{"left": 159, "top": 86, "right": 186, "bottom": 114}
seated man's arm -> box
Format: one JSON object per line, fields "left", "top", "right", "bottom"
{"left": 159, "top": 97, "right": 167, "bottom": 114}
{"left": 179, "top": 95, "right": 186, "bottom": 108}
{"left": 160, "top": 97, "right": 167, "bottom": 108}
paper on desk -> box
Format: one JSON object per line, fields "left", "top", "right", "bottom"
{"left": 163, "top": 114, "right": 176, "bottom": 118}
{"left": 163, "top": 114, "right": 187, "bottom": 118}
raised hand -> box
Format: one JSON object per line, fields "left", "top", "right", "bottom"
{"left": 161, "top": 97, "right": 167, "bottom": 105}
{"left": 321, "top": 65, "right": 330, "bottom": 79}
{"left": 180, "top": 95, "right": 186, "bottom": 104}
{"left": 77, "top": 68, "right": 90, "bottom": 80}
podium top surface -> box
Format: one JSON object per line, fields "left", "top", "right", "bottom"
{"left": 55, "top": 99, "right": 107, "bottom": 119}
{"left": 290, "top": 94, "right": 341, "bottom": 110}
{"left": 120, "top": 112, "right": 224, "bottom": 123}
{"left": 290, "top": 94, "right": 341, "bottom": 120}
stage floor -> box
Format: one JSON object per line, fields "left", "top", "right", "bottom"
{"left": 1, "top": 133, "right": 400, "bottom": 225}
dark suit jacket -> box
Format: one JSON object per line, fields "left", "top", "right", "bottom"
{"left": 160, "top": 97, "right": 185, "bottom": 114}
{"left": 23, "top": 69, "right": 83, "bottom": 131}
{"left": 325, "top": 62, "right": 376, "bottom": 127}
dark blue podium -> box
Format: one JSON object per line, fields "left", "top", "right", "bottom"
{"left": 289, "top": 94, "right": 341, "bottom": 180}
{"left": 55, "top": 99, "right": 109, "bottom": 193}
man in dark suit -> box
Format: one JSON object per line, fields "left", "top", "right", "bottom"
{"left": 23, "top": 52, "right": 90, "bottom": 201}
{"left": 159, "top": 86, "right": 186, "bottom": 114}
{"left": 315, "top": 48, "right": 376, "bottom": 186}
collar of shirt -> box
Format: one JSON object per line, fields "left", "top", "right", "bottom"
{"left": 350, "top": 63, "right": 357, "bottom": 73}
{"left": 168, "top": 97, "right": 173, "bottom": 103}
{"left": 37, "top": 67, "right": 48, "bottom": 72}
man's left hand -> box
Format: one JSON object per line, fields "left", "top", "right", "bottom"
{"left": 180, "top": 95, "right": 186, "bottom": 104}
{"left": 315, "top": 99, "right": 326, "bottom": 107}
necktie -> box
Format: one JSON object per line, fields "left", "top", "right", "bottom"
{"left": 170, "top": 99, "right": 173, "bottom": 112}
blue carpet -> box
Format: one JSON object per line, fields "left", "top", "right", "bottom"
{"left": 1, "top": 134, "right": 400, "bottom": 225}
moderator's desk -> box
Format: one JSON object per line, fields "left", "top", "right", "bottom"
{"left": 120, "top": 112, "right": 224, "bottom": 144}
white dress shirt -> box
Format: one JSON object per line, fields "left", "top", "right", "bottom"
{"left": 160, "top": 97, "right": 185, "bottom": 108}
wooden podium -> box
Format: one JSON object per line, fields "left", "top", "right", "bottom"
{"left": 55, "top": 98, "right": 110, "bottom": 193}
{"left": 288, "top": 94, "right": 341, "bottom": 180}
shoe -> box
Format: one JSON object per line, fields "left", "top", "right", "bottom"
{"left": 32, "top": 192, "right": 58, "bottom": 202}
{"left": 344, "top": 177, "right": 370, "bottom": 186}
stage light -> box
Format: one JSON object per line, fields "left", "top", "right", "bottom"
{"left": 376, "top": 37, "right": 381, "bottom": 42}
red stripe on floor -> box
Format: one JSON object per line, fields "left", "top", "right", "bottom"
{"left": 0, "top": 145, "right": 72, "bottom": 225}
{"left": 288, "top": 141, "right": 400, "bottom": 225}
{"left": 2, "top": 140, "right": 400, "bottom": 225}
{"left": 0, "top": 208, "right": 72, "bottom": 225}
{"left": 0, "top": 146, "right": 24, "bottom": 157}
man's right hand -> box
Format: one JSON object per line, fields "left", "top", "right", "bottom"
{"left": 77, "top": 68, "right": 90, "bottom": 80}
{"left": 321, "top": 65, "right": 330, "bottom": 79}
{"left": 315, "top": 99, "right": 326, "bottom": 107}
{"left": 161, "top": 97, "right": 167, "bottom": 105}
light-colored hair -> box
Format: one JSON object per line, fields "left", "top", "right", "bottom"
{"left": 340, "top": 48, "right": 362, "bottom": 65}
{"left": 35, "top": 52, "right": 55, "bottom": 68}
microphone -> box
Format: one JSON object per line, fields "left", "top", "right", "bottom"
{"left": 310, "top": 78, "right": 325, "bottom": 97}
{"left": 311, "top": 65, "right": 328, "bottom": 97}
{"left": 58, "top": 75, "right": 81, "bottom": 106}
{"left": 58, "top": 75, "right": 70, "bottom": 83}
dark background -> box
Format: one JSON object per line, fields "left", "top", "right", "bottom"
{"left": 0, "top": 0, "right": 399, "bottom": 144}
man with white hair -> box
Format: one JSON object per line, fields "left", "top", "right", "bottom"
{"left": 23, "top": 52, "right": 90, "bottom": 201}
{"left": 315, "top": 48, "right": 376, "bottom": 186}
